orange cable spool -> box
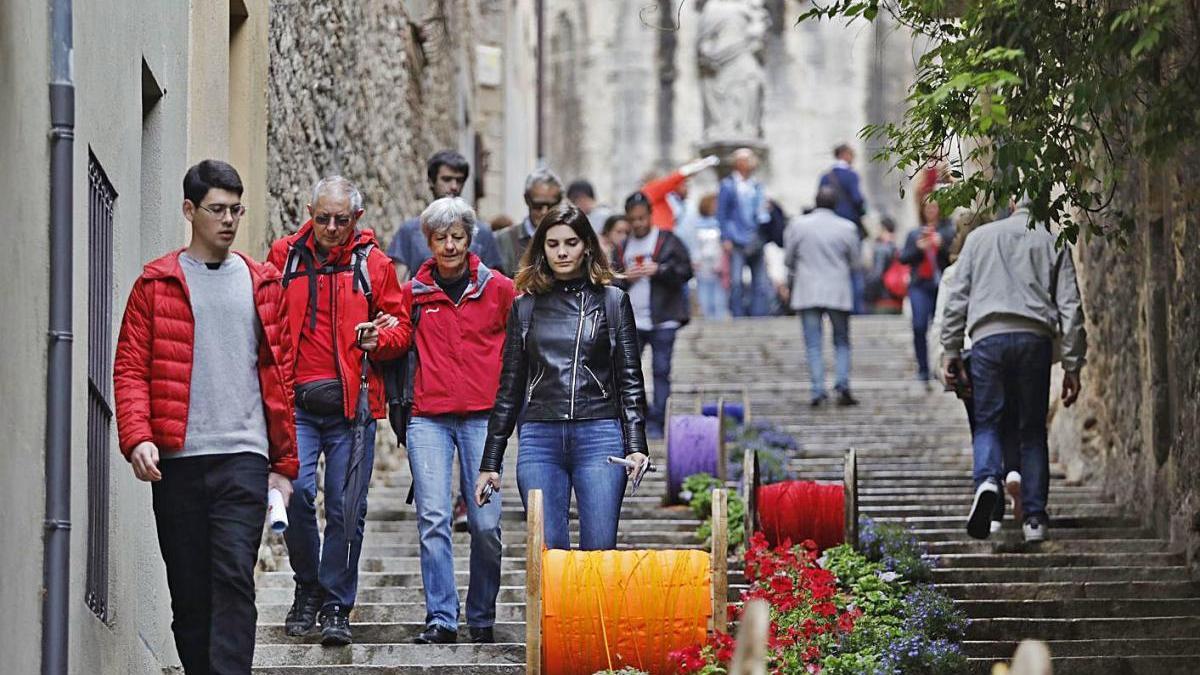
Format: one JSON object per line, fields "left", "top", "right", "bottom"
{"left": 541, "top": 549, "right": 713, "bottom": 674}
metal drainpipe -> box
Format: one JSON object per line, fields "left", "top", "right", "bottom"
{"left": 43, "top": 1, "right": 74, "bottom": 674}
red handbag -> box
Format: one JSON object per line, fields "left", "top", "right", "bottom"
{"left": 882, "top": 255, "right": 910, "bottom": 299}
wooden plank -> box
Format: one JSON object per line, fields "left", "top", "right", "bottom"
{"left": 663, "top": 396, "right": 674, "bottom": 506}
{"left": 741, "top": 448, "right": 756, "bottom": 550}
{"left": 742, "top": 386, "right": 751, "bottom": 424}
{"left": 844, "top": 447, "right": 858, "bottom": 549}
{"left": 526, "top": 489, "right": 544, "bottom": 675}
{"left": 711, "top": 488, "right": 729, "bottom": 634}
{"left": 729, "top": 599, "right": 770, "bottom": 675}
{"left": 716, "top": 396, "right": 727, "bottom": 482}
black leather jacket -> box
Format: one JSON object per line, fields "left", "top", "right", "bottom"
{"left": 482, "top": 279, "right": 648, "bottom": 472}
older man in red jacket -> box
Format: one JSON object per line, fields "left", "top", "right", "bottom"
{"left": 114, "top": 160, "right": 298, "bottom": 674}
{"left": 266, "top": 175, "right": 410, "bottom": 646}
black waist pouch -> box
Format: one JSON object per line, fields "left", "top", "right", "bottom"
{"left": 295, "top": 379, "right": 344, "bottom": 416}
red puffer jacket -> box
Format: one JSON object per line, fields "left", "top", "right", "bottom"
{"left": 113, "top": 250, "right": 299, "bottom": 479}
{"left": 267, "top": 222, "right": 410, "bottom": 420}
{"left": 403, "top": 255, "right": 516, "bottom": 417}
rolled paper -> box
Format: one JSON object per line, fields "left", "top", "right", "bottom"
{"left": 667, "top": 414, "right": 722, "bottom": 502}
{"left": 267, "top": 488, "right": 288, "bottom": 533}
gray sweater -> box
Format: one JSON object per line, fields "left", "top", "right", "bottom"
{"left": 168, "top": 252, "right": 269, "bottom": 460}
{"left": 940, "top": 210, "right": 1087, "bottom": 372}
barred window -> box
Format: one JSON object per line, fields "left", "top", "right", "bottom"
{"left": 86, "top": 150, "right": 116, "bottom": 623}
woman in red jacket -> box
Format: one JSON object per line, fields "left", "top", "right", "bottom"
{"left": 399, "top": 197, "right": 517, "bottom": 645}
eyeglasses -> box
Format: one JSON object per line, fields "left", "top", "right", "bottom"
{"left": 198, "top": 203, "right": 247, "bottom": 219}
{"left": 314, "top": 213, "right": 354, "bottom": 228}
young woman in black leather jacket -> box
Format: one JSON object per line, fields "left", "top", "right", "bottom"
{"left": 474, "top": 204, "right": 650, "bottom": 550}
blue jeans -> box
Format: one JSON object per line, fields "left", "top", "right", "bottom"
{"left": 909, "top": 279, "right": 938, "bottom": 380}
{"left": 406, "top": 414, "right": 502, "bottom": 631}
{"left": 696, "top": 274, "right": 728, "bottom": 319}
{"left": 516, "top": 419, "right": 627, "bottom": 550}
{"left": 800, "top": 308, "right": 851, "bottom": 398}
{"left": 285, "top": 407, "right": 376, "bottom": 609}
{"left": 968, "top": 332, "right": 1053, "bottom": 520}
{"left": 850, "top": 268, "right": 866, "bottom": 315}
{"left": 638, "top": 327, "right": 678, "bottom": 434}
{"left": 728, "top": 244, "right": 770, "bottom": 317}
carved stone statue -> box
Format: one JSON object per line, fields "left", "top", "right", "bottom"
{"left": 697, "top": 0, "right": 770, "bottom": 143}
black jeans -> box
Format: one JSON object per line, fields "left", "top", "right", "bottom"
{"left": 152, "top": 453, "right": 268, "bottom": 675}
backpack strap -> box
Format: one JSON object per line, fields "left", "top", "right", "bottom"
{"left": 351, "top": 242, "right": 376, "bottom": 314}
{"left": 282, "top": 232, "right": 377, "bottom": 330}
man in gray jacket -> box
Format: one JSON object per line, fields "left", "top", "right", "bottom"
{"left": 784, "top": 187, "right": 863, "bottom": 406}
{"left": 941, "top": 203, "right": 1086, "bottom": 542}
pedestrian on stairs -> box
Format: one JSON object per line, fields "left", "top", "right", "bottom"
{"left": 494, "top": 168, "right": 565, "bottom": 276}
{"left": 783, "top": 186, "right": 863, "bottom": 407}
{"left": 477, "top": 203, "right": 651, "bottom": 552}
{"left": 941, "top": 198, "right": 1087, "bottom": 543}
{"left": 267, "top": 176, "right": 411, "bottom": 646}
{"left": 397, "top": 197, "right": 516, "bottom": 646}
{"left": 610, "top": 191, "right": 695, "bottom": 439}
{"left": 114, "top": 160, "right": 298, "bottom": 674}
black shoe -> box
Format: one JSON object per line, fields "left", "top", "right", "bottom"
{"left": 810, "top": 394, "right": 827, "bottom": 408}
{"left": 835, "top": 389, "right": 859, "bottom": 406}
{"left": 319, "top": 604, "right": 352, "bottom": 646}
{"left": 469, "top": 626, "right": 495, "bottom": 643}
{"left": 414, "top": 624, "right": 458, "bottom": 644}
{"left": 284, "top": 584, "right": 325, "bottom": 637}
{"left": 967, "top": 480, "right": 1001, "bottom": 540}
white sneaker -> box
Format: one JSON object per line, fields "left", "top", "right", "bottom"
{"left": 990, "top": 520, "right": 1002, "bottom": 535}
{"left": 1023, "top": 516, "right": 1047, "bottom": 543}
{"left": 967, "top": 480, "right": 1001, "bottom": 540}
{"left": 1005, "top": 471, "right": 1023, "bottom": 523}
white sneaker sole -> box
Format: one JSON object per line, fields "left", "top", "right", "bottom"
{"left": 1006, "top": 472, "right": 1023, "bottom": 524}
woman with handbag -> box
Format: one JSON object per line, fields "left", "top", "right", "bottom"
{"left": 900, "top": 198, "right": 957, "bottom": 383}
{"left": 475, "top": 203, "right": 650, "bottom": 552}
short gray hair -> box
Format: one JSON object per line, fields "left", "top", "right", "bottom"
{"left": 310, "top": 175, "right": 364, "bottom": 212}
{"left": 420, "top": 196, "right": 478, "bottom": 244}
{"left": 523, "top": 167, "right": 563, "bottom": 198}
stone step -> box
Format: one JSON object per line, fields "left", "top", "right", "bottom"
{"left": 967, "top": 655, "right": 1200, "bottom": 675}
{"left": 910, "top": 526, "right": 1152, "bottom": 543}
{"left": 963, "top": 637, "right": 1200, "bottom": 658}
{"left": 253, "top": 666, "right": 522, "bottom": 675}
{"left": 256, "top": 622, "right": 525, "bottom": 645}
{"left": 873, "top": 514, "right": 1140, "bottom": 529}
{"left": 257, "top": 586, "right": 530, "bottom": 606}
{"left": 926, "top": 538, "right": 1170, "bottom": 555}
{"left": 932, "top": 565, "right": 1193, "bottom": 584}
{"left": 957, "top": 598, "right": 1200, "bottom": 619}
{"left": 939, "top": 580, "right": 1200, "bottom": 601}
{"left": 966, "top": 616, "right": 1200, "bottom": 641}
{"left": 257, "top": 572, "right": 530, "bottom": 589}
{"left": 257, "top": 602, "right": 527, "bottom": 624}
{"left": 934, "top": 551, "right": 1184, "bottom": 569}
{"left": 253, "top": 642, "right": 525, "bottom": 667}
{"left": 862, "top": 503, "right": 1124, "bottom": 518}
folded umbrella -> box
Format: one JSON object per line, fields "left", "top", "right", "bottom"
{"left": 342, "top": 349, "right": 373, "bottom": 566}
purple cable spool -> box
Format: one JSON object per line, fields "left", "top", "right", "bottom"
{"left": 666, "top": 414, "right": 723, "bottom": 503}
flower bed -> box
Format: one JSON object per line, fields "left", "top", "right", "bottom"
{"left": 670, "top": 526, "right": 967, "bottom": 674}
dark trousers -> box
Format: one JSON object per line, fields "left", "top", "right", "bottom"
{"left": 968, "top": 332, "right": 1053, "bottom": 520}
{"left": 152, "top": 452, "right": 268, "bottom": 675}
{"left": 909, "top": 279, "right": 938, "bottom": 380}
{"left": 638, "top": 326, "right": 678, "bottom": 433}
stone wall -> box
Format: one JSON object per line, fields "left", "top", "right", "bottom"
{"left": 1049, "top": 146, "right": 1200, "bottom": 572}
{"left": 265, "top": 0, "right": 479, "bottom": 246}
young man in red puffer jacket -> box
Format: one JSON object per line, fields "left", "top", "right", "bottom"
{"left": 114, "top": 160, "right": 297, "bottom": 674}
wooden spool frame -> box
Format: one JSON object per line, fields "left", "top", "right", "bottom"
{"left": 740, "top": 447, "right": 860, "bottom": 550}
{"left": 686, "top": 385, "right": 752, "bottom": 425}
{"left": 524, "top": 488, "right": 730, "bottom": 673}
{"left": 663, "top": 395, "right": 727, "bottom": 506}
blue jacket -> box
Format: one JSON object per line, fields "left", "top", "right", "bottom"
{"left": 717, "top": 175, "right": 766, "bottom": 247}
{"left": 819, "top": 166, "right": 866, "bottom": 227}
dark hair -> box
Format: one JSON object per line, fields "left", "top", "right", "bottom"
{"left": 833, "top": 143, "right": 853, "bottom": 159}
{"left": 624, "top": 191, "right": 652, "bottom": 213}
{"left": 566, "top": 180, "right": 596, "bottom": 201}
{"left": 815, "top": 186, "right": 839, "bottom": 210}
{"left": 698, "top": 193, "right": 718, "bottom": 218}
{"left": 602, "top": 214, "right": 629, "bottom": 236}
{"left": 426, "top": 150, "right": 471, "bottom": 184}
{"left": 515, "top": 203, "right": 615, "bottom": 294}
{"left": 880, "top": 215, "right": 897, "bottom": 233}
{"left": 183, "top": 160, "right": 243, "bottom": 205}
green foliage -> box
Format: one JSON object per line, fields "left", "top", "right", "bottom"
{"left": 857, "top": 517, "right": 936, "bottom": 583}
{"left": 683, "top": 473, "right": 747, "bottom": 550}
{"left": 799, "top": 0, "right": 1200, "bottom": 243}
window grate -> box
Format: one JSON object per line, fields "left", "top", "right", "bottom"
{"left": 86, "top": 151, "right": 116, "bottom": 623}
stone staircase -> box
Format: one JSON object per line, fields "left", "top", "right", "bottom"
{"left": 252, "top": 315, "right": 1200, "bottom": 673}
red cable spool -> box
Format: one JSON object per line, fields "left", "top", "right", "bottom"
{"left": 756, "top": 481, "right": 846, "bottom": 551}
